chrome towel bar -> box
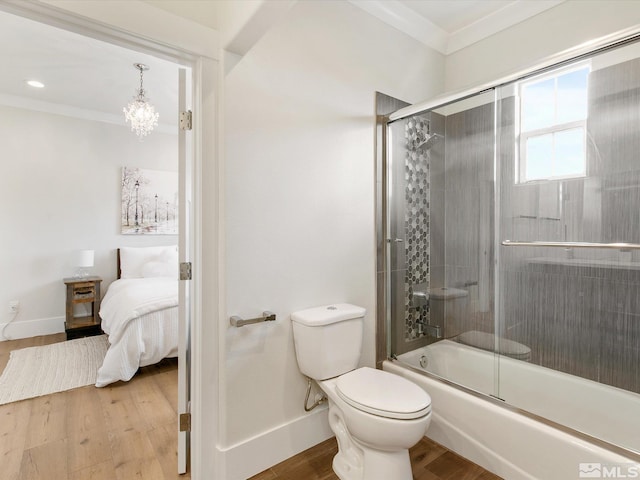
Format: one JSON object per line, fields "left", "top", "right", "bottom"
{"left": 502, "top": 240, "right": 640, "bottom": 250}
{"left": 230, "top": 311, "right": 276, "bottom": 327}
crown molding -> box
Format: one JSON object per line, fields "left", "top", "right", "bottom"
{"left": 347, "top": 0, "right": 448, "bottom": 53}
{"left": 348, "top": 0, "right": 565, "bottom": 55}
{"left": 446, "top": 0, "right": 565, "bottom": 54}
{"left": 0, "top": 93, "right": 176, "bottom": 135}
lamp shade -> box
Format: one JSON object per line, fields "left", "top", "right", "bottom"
{"left": 77, "top": 250, "right": 94, "bottom": 268}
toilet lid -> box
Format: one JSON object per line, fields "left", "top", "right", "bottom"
{"left": 335, "top": 367, "right": 431, "bottom": 420}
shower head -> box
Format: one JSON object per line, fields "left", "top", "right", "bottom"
{"left": 416, "top": 133, "right": 442, "bottom": 151}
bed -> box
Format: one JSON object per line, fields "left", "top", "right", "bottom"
{"left": 95, "top": 245, "right": 179, "bottom": 387}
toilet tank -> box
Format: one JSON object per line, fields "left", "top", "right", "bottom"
{"left": 291, "top": 303, "right": 365, "bottom": 380}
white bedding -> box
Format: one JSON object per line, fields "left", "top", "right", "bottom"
{"left": 96, "top": 277, "right": 179, "bottom": 387}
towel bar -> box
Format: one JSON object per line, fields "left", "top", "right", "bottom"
{"left": 501, "top": 240, "right": 640, "bottom": 250}
{"left": 230, "top": 311, "right": 276, "bottom": 327}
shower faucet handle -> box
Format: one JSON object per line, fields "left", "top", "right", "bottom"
{"left": 411, "top": 291, "right": 429, "bottom": 308}
{"left": 424, "top": 324, "right": 442, "bottom": 339}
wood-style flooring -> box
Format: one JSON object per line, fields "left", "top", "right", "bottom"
{"left": 0, "top": 333, "right": 187, "bottom": 480}
{"left": 2, "top": 335, "right": 501, "bottom": 480}
{"left": 250, "top": 435, "right": 502, "bottom": 480}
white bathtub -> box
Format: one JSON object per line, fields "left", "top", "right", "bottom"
{"left": 384, "top": 340, "right": 640, "bottom": 480}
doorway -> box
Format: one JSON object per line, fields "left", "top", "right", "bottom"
{"left": 0, "top": 4, "right": 200, "bottom": 476}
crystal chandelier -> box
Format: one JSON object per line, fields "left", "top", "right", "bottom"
{"left": 123, "top": 63, "right": 159, "bottom": 139}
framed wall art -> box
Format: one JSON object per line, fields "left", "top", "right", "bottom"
{"left": 121, "top": 166, "right": 178, "bottom": 235}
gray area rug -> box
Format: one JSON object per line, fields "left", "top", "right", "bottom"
{"left": 0, "top": 335, "right": 108, "bottom": 405}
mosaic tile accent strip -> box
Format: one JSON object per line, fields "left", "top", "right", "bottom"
{"left": 404, "top": 116, "right": 431, "bottom": 341}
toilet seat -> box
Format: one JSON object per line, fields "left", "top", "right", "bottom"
{"left": 335, "top": 367, "right": 431, "bottom": 420}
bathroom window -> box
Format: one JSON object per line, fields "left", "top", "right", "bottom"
{"left": 518, "top": 63, "right": 589, "bottom": 183}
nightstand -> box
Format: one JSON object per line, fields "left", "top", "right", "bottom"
{"left": 63, "top": 276, "right": 103, "bottom": 340}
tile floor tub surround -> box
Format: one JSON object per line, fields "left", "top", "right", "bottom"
{"left": 249, "top": 436, "right": 501, "bottom": 480}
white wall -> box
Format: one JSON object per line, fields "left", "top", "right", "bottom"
{"left": 445, "top": 0, "right": 640, "bottom": 92}
{"left": 0, "top": 105, "right": 177, "bottom": 340}
{"left": 222, "top": 1, "right": 444, "bottom": 478}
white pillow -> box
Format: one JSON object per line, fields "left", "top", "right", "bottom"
{"left": 141, "top": 260, "right": 176, "bottom": 278}
{"left": 120, "top": 245, "right": 178, "bottom": 279}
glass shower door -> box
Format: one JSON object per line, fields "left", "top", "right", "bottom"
{"left": 495, "top": 43, "right": 640, "bottom": 454}
{"left": 388, "top": 90, "right": 499, "bottom": 398}
{"left": 387, "top": 112, "right": 435, "bottom": 357}
{"left": 438, "top": 91, "right": 498, "bottom": 397}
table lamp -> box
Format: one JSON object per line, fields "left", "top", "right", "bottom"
{"left": 75, "top": 249, "right": 94, "bottom": 278}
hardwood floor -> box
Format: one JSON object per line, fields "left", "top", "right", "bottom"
{"left": 2, "top": 335, "right": 500, "bottom": 480}
{"left": 249, "top": 436, "right": 502, "bottom": 480}
{"left": 0, "top": 334, "right": 187, "bottom": 480}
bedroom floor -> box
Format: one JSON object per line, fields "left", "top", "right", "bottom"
{"left": 0, "top": 333, "right": 186, "bottom": 480}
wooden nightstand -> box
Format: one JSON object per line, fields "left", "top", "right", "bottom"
{"left": 63, "top": 276, "right": 103, "bottom": 340}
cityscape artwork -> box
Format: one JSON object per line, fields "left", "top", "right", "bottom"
{"left": 121, "top": 166, "right": 178, "bottom": 235}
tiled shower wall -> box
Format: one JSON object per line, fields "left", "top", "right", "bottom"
{"left": 389, "top": 112, "right": 444, "bottom": 354}
{"left": 441, "top": 98, "right": 496, "bottom": 339}
{"left": 403, "top": 116, "right": 431, "bottom": 341}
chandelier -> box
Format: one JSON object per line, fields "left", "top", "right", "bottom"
{"left": 123, "top": 63, "right": 159, "bottom": 139}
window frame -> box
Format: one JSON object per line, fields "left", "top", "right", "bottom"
{"left": 517, "top": 62, "right": 590, "bottom": 184}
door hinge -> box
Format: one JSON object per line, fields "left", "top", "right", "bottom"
{"left": 179, "top": 412, "right": 191, "bottom": 432}
{"left": 180, "top": 110, "right": 193, "bottom": 131}
{"left": 180, "top": 262, "right": 192, "bottom": 280}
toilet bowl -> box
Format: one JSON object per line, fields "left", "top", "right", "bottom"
{"left": 320, "top": 368, "right": 431, "bottom": 480}
{"left": 291, "top": 304, "right": 432, "bottom": 480}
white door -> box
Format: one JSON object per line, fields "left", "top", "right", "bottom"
{"left": 178, "top": 67, "right": 193, "bottom": 475}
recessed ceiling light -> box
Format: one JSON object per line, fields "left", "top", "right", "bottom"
{"left": 26, "top": 80, "right": 45, "bottom": 88}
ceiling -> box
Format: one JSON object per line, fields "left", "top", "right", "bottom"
{"left": 0, "top": 10, "right": 180, "bottom": 131}
{"left": 0, "top": 1, "right": 565, "bottom": 122}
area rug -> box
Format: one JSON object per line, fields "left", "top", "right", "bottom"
{"left": 0, "top": 335, "right": 108, "bottom": 405}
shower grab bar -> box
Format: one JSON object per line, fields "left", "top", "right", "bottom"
{"left": 502, "top": 240, "right": 640, "bottom": 250}
{"left": 230, "top": 311, "right": 276, "bottom": 327}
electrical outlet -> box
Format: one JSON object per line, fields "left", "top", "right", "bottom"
{"left": 8, "top": 300, "right": 19, "bottom": 314}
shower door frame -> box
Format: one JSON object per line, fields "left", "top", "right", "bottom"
{"left": 376, "top": 25, "right": 640, "bottom": 461}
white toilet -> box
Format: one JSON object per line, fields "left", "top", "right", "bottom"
{"left": 291, "top": 303, "right": 432, "bottom": 480}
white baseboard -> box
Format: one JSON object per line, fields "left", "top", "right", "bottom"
{"left": 0, "top": 316, "right": 65, "bottom": 341}
{"left": 220, "top": 406, "right": 334, "bottom": 480}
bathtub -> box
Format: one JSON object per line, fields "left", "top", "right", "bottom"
{"left": 384, "top": 340, "right": 640, "bottom": 480}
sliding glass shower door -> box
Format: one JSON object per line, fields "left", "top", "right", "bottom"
{"left": 496, "top": 42, "right": 640, "bottom": 454}
{"left": 387, "top": 36, "right": 640, "bottom": 456}
{"left": 387, "top": 90, "right": 498, "bottom": 398}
